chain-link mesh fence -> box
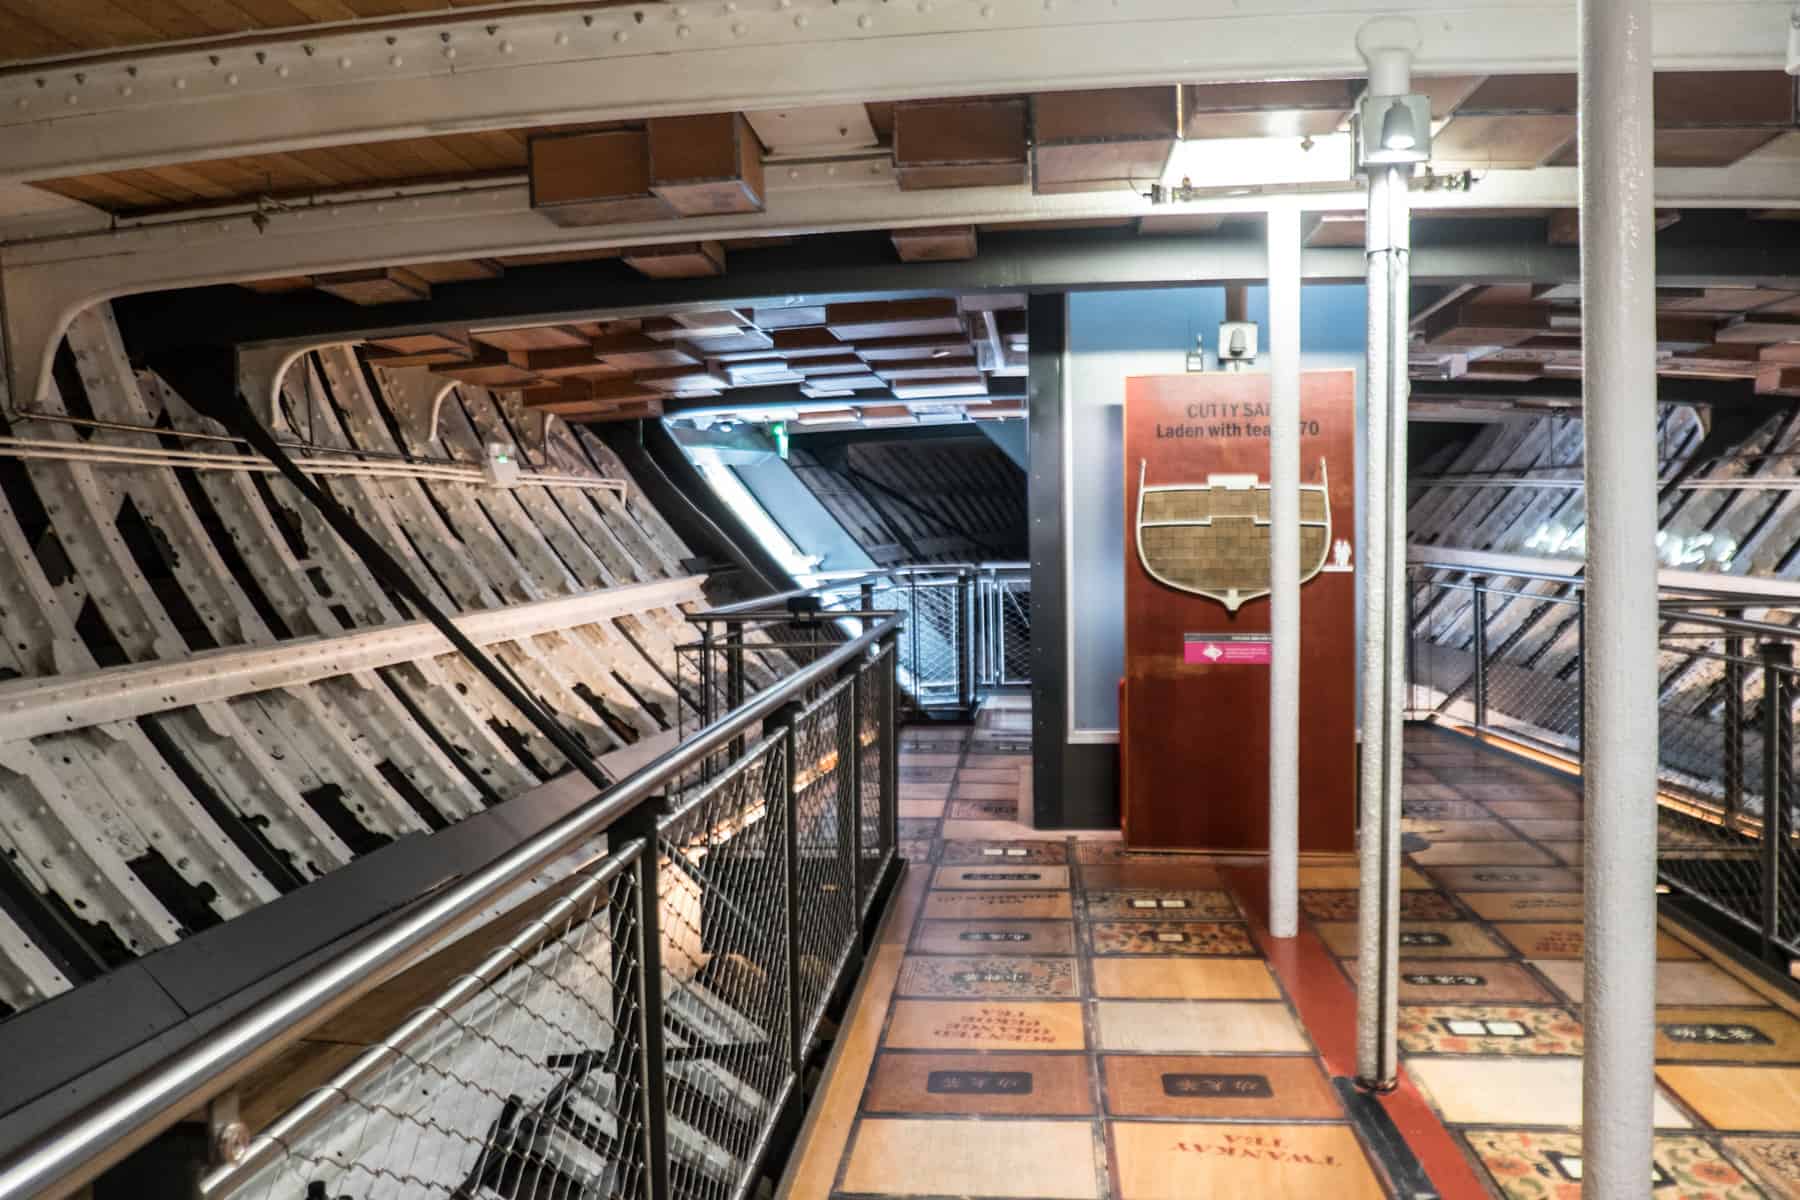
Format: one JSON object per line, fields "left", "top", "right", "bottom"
{"left": 1408, "top": 563, "right": 1800, "bottom": 961}
{"left": 976, "top": 570, "right": 1031, "bottom": 689}
{"left": 225, "top": 842, "right": 652, "bottom": 1200}
{"left": 204, "top": 626, "right": 902, "bottom": 1200}
{"left": 1407, "top": 572, "right": 1583, "bottom": 758}
{"left": 858, "top": 643, "right": 896, "bottom": 912}
{"left": 677, "top": 565, "right": 1028, "bottom": 725}
{"left": 791, "top": 678, "right": 861, "bottom": 1047}
{"left": 1653, "top": 621, "right": 1800, "bottom": 959}
{"left": 901, "top": 574, "right": 969, "bottom": 711}
{"left": 655, "top": 735, "right": 793, "bottom": 1200}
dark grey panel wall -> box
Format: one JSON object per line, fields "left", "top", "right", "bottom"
{"left": 1028, "top": 294, "right": 1120, "bottom": 829}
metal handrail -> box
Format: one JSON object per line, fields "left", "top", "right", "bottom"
{"left": 1412, "top": 560, "right": 1800, "bottom": 641}
{"left": 0, "top": 611, "right": 905, "bottom": 1200}
{"left": 693, "top": 563, "right": 1008, "bottom": 620}
{"left": 1412, "top": 558, "right": 1800, "bottom": 605}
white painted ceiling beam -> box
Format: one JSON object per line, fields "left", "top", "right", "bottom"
{"left": 0, "top": 0, "right": 1784, "bottom": 185}
{"left": 0, "top": 574, "right": 705, "bottom": 743}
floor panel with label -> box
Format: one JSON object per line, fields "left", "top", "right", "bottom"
{"left": 789, "top": 714, "right": 1800, "bottom": 1200}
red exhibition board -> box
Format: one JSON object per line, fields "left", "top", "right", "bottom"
{"left": 1121, "top": 370, "right": 1357, "bottom": 853}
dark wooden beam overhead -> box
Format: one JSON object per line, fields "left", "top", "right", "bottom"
{"left": 528, "top": 129, "right": 674, "bottom": 227}
{"left": 893, "top": 98, "right": 1029, "bottom": 190}
{"left": 891, "top": 226, "right": 979, "bottom": 262}
{"left": 1180, "top": 79, "right": 1358, "bottom": 138}
{"left": 620, "top": 241, "right": 727, "bottom": 280}
{"left": 1032, "top": 87, "right": 1179, "bottom": 193}
{"left": 313, "top": 267, "right": 430, "bottom": 307}
{"left": 648, "top": 113, "right": 766, "bottom": 216}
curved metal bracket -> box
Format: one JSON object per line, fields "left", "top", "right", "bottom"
{"left": 369, "top": 362, "right": 463, "bottom": 452}
{"left": 235, "top": 343, "right": 333, "bottom": 433}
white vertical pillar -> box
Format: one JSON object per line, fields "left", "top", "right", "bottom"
{"left": 1352, "top": 17, "right": 1418, "bottom": 1088}
{"left": 1268, "top": 207, "right": 1302, "bottom": 938}
{"left": 1579, "top": 0, "right": 1661, "bottom": 1189}
{"left": 1355, "top": 160, "right": 1410, "bottom": 1087}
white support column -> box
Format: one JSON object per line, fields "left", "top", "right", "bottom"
{"left": 1268, "top": 207, "right": 1302, "bottom": 938}
{"left": 1578, "top": 0, "right": 1662, "bottom": 1189}
{"left": 1353, "top": 18, "right": 1417, "bottom": 1089}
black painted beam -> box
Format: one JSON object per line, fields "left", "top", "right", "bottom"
{"left": 107, "top": 209, "right": 1800, "bottom": 378}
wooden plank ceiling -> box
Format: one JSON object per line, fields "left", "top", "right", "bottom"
{"left": 358, "top": 294, "right": 1029, "bottom": 425}
{"left": 1409, "top": 282, "right": 1800, "bottom": 408}
{"left": 0, "top": 0, "right": 611, "bottom": 64}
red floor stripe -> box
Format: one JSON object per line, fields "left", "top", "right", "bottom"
{"left": 1225, "top": 865, "right": 1491, "bottom": 1200}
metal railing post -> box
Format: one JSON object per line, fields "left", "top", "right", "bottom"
{"left": 1471, "top": 575, "right": 1489, "bottom": 730}
{"left": 699, "top": 624, "right": 718, "bottom": 782}
{"left": 769, "top": 701, "right": 805, "bottom": 1073}
{"left": 1725, "top": 635, "right": 1745, "bottom": 820}
{"left": 700, "top": 624, "right": 717, "bottom": 726}
{"left": 726, "top": 619, "right": 745, "bottom": 762}
{"left": 1577, "top": 592, "right": 1587, "bottom": 765}
{"left": 845, "top": 659, "right": 867, "bottom": 945}
{"left": 621, "top": 819, "right": 671, "bottom": 1200}
{"left": 907, "top": 576, "right": 920, "bottom": 714}
{"left": 882, "top": 632, "right": 899, "bottom": 855}
{"left": 995, "top": 578, "right": 1009, "bottom": 685}
{"left": 1404, "top": 570, "right": 1416, "bottom": 712}
{"left": 1759, "top": 642, "right": 1792, "bottom": 962}
{"left": 957, "top": 571, "right": 975, "bottom": 713}
{"left": 986, "top": 575, "right": 1000, "bottom": 690}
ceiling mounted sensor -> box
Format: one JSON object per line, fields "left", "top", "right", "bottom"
{"left": 1218, "top": 322, "right": 1259, "bottom": 370}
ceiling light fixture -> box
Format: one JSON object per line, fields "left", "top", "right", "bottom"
{"left": 1354, "top": 93, "right": 1431, "bottom": 166}
{"left": 1379, "top": 100, "right": 1417, "bottom": 152}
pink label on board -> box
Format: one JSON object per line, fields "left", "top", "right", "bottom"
{"left": 1183, "top": 635, "right": 1272, "bottom": 665}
